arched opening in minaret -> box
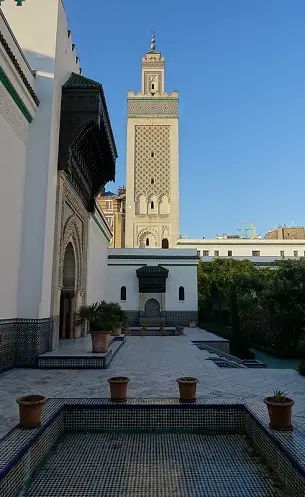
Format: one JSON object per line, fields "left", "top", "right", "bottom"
{"left": 150, "top": 201, "right": 154, "bottom": 210}
{"left": 162, "top": 238, "right": 169, "bottom": 249}
{"left": 151, "top": 178, "right": 154, "bottom": 184}
{"left": 151, "top": 151, "right": 154, "bottom": 158}
{"left": 146, "top": 238, "right": 149, "bottom": 247}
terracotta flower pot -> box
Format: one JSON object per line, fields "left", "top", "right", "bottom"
{"left": 91, "top": 330, "right": 111, "bottom": 353}
{"left": 176, "top": 326, "right": 184, "bottom": 335}
{"left": 177, "top": 377, "right": 199, "bottom": 402}
{"left": 139, "top": 328, "right": 146, "bottom": 336}
{"left": 17, "top": 395, "right": 46, "bottom": 429}
{"left": 112, "top": 327, "right": 121, "bottom": 337}
{"left": 264, "top": 397, "right": 294, "bottom": 431}
{"left": 108, "top": 377, "right": 129, "bottom": 401}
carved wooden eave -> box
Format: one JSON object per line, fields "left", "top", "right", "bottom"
{"left": 136, "top": 265, "right": 169, "bottom": 293}
{"left": 57, "top": 72, "right": 118, "bottom": 212}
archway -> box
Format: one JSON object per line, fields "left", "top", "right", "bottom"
{"left": 59, "top": 242, "right": 76, "bottom": 339}
{"left": 144, "top": 298, "right": 161, "bottom": 317}
{"left": 162, "top": 238, "right": 169, "bottom": 249}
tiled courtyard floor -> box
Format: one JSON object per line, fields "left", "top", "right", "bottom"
{"left": 0, "top": 328, "right": 305, "bottom": 439}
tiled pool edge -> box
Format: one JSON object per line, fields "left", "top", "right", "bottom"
{"left": 1, "top": 398, "right": 305, "bottom": 497}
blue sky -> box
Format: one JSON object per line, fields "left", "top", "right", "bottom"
{"left": 64, "top": 0, "right": 305, "bottom": 238}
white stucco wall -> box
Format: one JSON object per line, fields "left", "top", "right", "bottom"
{"left": 177, "top": 239, "right": 305, "bottom": 258}
{"left": 107, "top": 249, "right": 198, "bottom": 312}
{"left": 0, "top": 10, "right": 37, "bottom": 318}
{"left": 2, "top": 0, "right": 80, "bottom": 318}
{"left": 87, "top": 210, "right": 112, "bottom": 304}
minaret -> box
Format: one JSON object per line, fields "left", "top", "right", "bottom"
{"left": 125, "top": 34, "right": 179, "bottom": 248}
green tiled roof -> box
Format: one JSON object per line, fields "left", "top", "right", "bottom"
{"left": 63, "top": 73, "right": 102, "bottom": 90}
{"left": 136, "top": 265, "right": 169, "bottom": 275}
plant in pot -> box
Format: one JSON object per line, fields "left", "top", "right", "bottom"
{"left": 107, "top": 302, "right": 127, "bottom": 336}
{"left": 17, "top": 394, "right": 46, "bottom": 429}
{"left": 176, "top": 325, "right": 184, "bottom": 335}
{"left": 264, "top": 390, "right": 294, "bottom": 431}
{"left": 108, "top": 376, "right": 130, "bottom": 401}
{"left": 75, "top": 301, "right": 117, "bottom": 353}
{"left": 140, "top": 324, "right": 147, "bottom": 336}
{"left": 177, "top": 377, "right": 199, "bottom": 402}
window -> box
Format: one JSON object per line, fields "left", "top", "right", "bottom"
{"left": 294, "top": 251, "right": 299, "bottom": 257}
{"left": 202, "top": 250, "right": 209, "bottom": 256}
{"left": 228, "top": 250, "right": 233, "bottom": 257}
{"left": 162, "top": 238, "right": 169, "bottom": 249}
{"left": 151, "top": 151, "right": 154, "bottom": 158}
{"left": 146, "top": 238, "right": 149, "bottom": 246}
{"left": 280, "top": 251, "right": 285, "bottom": 258}
{"left": 151, "top": 84, "right": 154, "bottom": 90}
{"left": 105, "top": 200, "right": 112, "bottom": 211}
{"left": 179, "top": 286, "right": 185, "bottom": 301}
{"left": 120, "top": 286, "right": 127, "bottom": 301}
{"left": 197, "top": 250, "right": 201, "bottom": 257}
{"left": 151, "top": 178, "right": 154, "bottom": 184}
{"left": 106, "top": 216, "right": 113, "bottom": 227}
{"left": 252, "top": 251, "right": 260, "bottom": 256}
{"left": 150, "top": 201, "right": 154, "bottom": 209}
{"left": 214, "top": 250, "right": 219, "bottom": 257}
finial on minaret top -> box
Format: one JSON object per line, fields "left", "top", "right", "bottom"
{"left": 150, "top": 32, "right": 156, "bottom": 51}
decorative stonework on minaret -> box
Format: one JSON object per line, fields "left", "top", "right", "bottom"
{"left": 125, "top": 35, "right": 179, "bottom": 248}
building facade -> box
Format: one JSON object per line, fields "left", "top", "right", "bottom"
{"left": 265, "top": 226, "right": 305, "bottom": 240}
{"left": 125, "top": 35, "right": 179, "bottom": 249}
{"left": 177, "top": 238, "right": 305, "bottom": 259}
{"left": 0, "top": 0, "right": 117, "bottom": 370}
{"left": 97, "top": 187, "right": 126, "bottom": 248}
{"left": 107, "top": 249, "right": 198, "bottom": 326}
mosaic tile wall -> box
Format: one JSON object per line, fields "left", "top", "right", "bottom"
{"left": 125, "top": 310, "right": 198, "bottom": 327}
{"left": 0, "top": 318, "right": 51, "bottom": 372}
{"left": 244, "top": 411, "right": 305, "bottom": 496}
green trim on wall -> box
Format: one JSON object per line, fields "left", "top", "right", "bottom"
{"left": 0, "top": 66, "right": 33, "bottom": 122}
{"left": 92, "top": 213, "right": 111, "bottom": 242}
{"left": 107, "top": 263, "right": 198, "bottom": 267}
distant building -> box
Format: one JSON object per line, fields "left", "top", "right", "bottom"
{"left": 97, "top": 187, "right": 126, "bottom": 248}
{"left": 265, "top": 226, "right": 305, "bottom": 240}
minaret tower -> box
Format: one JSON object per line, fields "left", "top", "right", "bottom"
{"left": 125, "top": 34, "right": 179, "bottom": 248}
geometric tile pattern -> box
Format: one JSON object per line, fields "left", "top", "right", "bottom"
{"left": 20, "top": 432, "right": 283, "bottom": 497}
{"left": 1, "top": 399, "right": 305, "bottom": 497}
{"left": 0, "top": 85, "right": 28, "bottom": 144}
{"left": 128, "top": 99, "right": 178, "bottom": 118}
{"left": 134, "top": 125, "right": 170, "bottom": 200}
{"left": 0, "top": 318, "right": 51, "bottom": 372}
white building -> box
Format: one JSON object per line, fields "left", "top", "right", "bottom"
{"left": 107, "top": 249, "right": 198, "bottom": 326}
{"left": 124, "top": 34, "right": 179, "bottom": 249}
{"left": 0, "top": 0, "right": 116, "bottom": 369}
{"left": 177, "top": 238, "right": 305, "bottom": 260}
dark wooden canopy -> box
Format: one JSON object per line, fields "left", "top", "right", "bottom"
{"left": 58, "top": 72, "right": 118, "bottom": 212}
{"left": 136, "top": 265, "right": 169, "bottom": 293}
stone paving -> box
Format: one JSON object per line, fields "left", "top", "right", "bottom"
{"left": 0, "top": 328, "right": 305, "bottom": 439}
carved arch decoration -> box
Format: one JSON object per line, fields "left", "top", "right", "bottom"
{"left": 59, "top": 215, "right": 83, "bottom": 293}
{"left": 137, "top": 227, "right": 159, "bottom": 248}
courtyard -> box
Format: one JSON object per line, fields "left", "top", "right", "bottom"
{"left": 1, "top": 327, "right": 305, "bottom": 439}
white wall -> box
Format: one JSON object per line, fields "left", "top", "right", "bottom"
{"left": 0, "top": 10, "right": 37, "bottom": 318}
{"left": 107, "top": 249, "right": 198, "bottom": 312}
{"left": 87, "top": 211, "right": 112, "bottom": 304}
{"left": 0, "top": 109, "right": 27, "bottom": 318}
{"left": 2, "top": 0, "right": 79, "bottom": 318}
{"left": 165, "top": 265, "right": 197, "bottom": 311}
{"left": 177, "top": 239, "right": 305, "bottom": 258}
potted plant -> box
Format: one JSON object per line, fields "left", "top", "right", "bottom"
{"left": 189, "top": 320, "right": 196, "bottom": 328}
{"left": 108, "top": 376, "right": 129, "bottom": 401}
{"left": 121, "top": 325, "right": 129, "bottom": 334}
{"left": 177, "top": 377, "right": 199, "bottom": 402}
{"left": 176, "top": 326, "right": 184, "bottom": 335}
{"left": 17, "top": 395, "right": 46, "bottom": 429}
{"left": 107, "top": 302, "right": 127, "bottom": 336}
{"left": 75, "top": 301, "right": 117, "bottom": 353}
{"left": 140, "top": 324, "right": 147, "bottom": 336}
{"left": 264, "top": 390, "right": 294, "bottom": 431}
